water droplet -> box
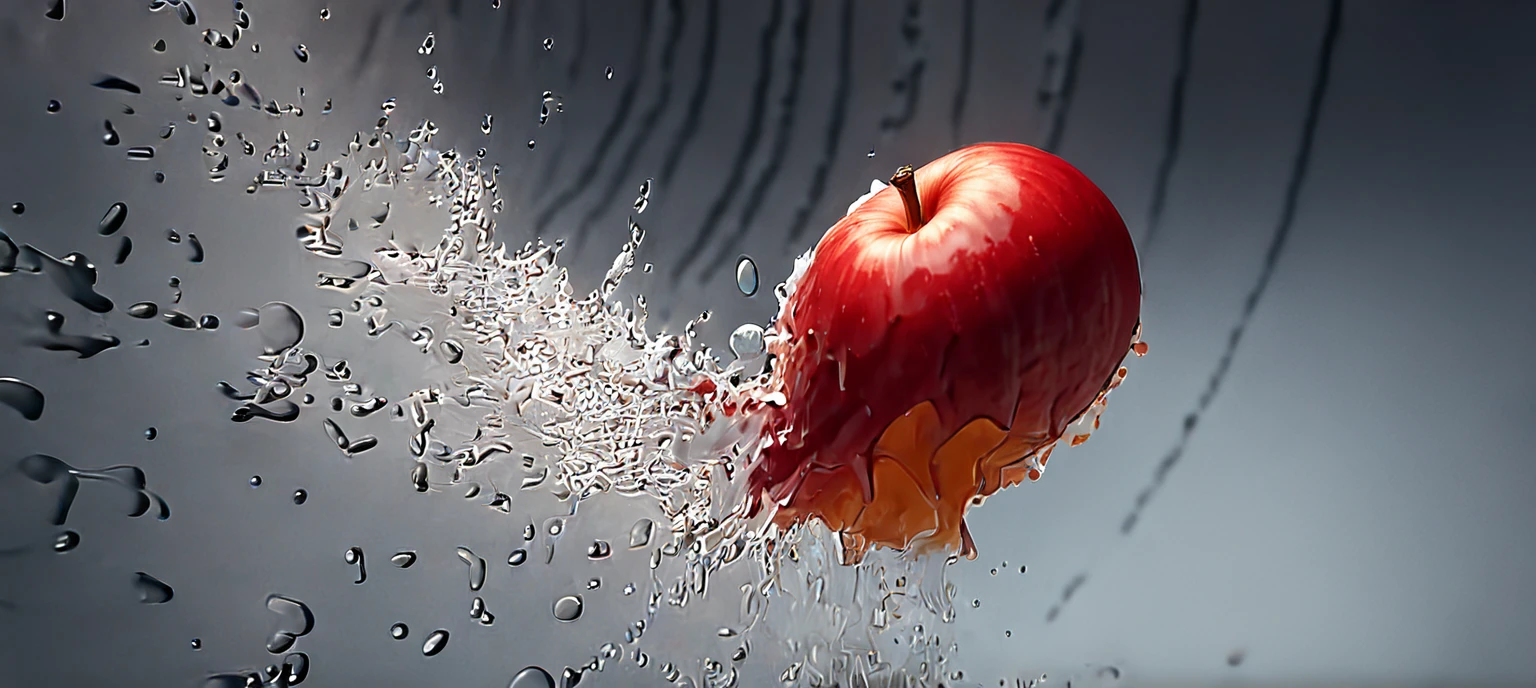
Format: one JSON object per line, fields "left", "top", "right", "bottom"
{"left": 971, "top": 599, "right": 981, "bottom": 608}
{"left": 187, "top": 233, "right": 204, "bottom": 263}
{"left": 507, "top": 549, "right": 527, "bottom": 566}
{"left": 133, "top": 572, "right": 174, "bottom": 604}
{"left": 390, "top": 551, "right": 417, "bottom": 568}
{"left": 264, "top": 595, "right": 315, "bottom": 653}
{"left": 0, "top": 378, "right": 45, "bottom": 421}
{"left": 735, "top": 256, "right": 758, "bottom": 296}
{"left": 390, "top": 623, "right": 408, "bottom": 639}
{"left": 326, "top": 309, "right": 343, "bottom": 328}
{"left": 127, "top": 146, "right": 155, "bottom": 160}
{"left": 249, "top": 476, "right": 262, "bottom": 487}
{"left": 729, "top": 324, "right": 765, "bottom": 359}
{"left": 293, "top": 44, "right": 309, "bottom": 63}
{"left": 190, "top": 638, "right": 202, "bottom": 650}
{"left": 587, "top": 540, "right": 611, "bottom": 560}
{"left": 1228, "top": 649, "right": 1246, "bottom": 667}
{"left": 426, "top": 65, "right": 437, "bottom": 80}
{"left": 510, "top": 666, "right": 556, "bottom": 688}
{"left": 93, "top": 76, "right": 142, "bottom": 94}
{"left": 319, "top": 8, "right": 330, "bottom": 20}
{"left": 552, "top": 594, "right": 583, "bottom": 622}
{"left": 542, "top": 37, "right": 554, "bottom": 51}
{"left": 527, "top": 139, "right": 536, "bottom": 149}
{"left": 421, "top": 629, "right": 449, "bottom": 656}
{"left": 45, "top": 0, "right": 64, "bottom": 21}
{"left": 199, "top": 314, "right": 219, "bottom": 330}
{"left": 98, "top": 202, "right": 128, "bottom": 235}
{"left": 127, "top": 302, "right": 158, "bottom": 319}
{"left": 237, "top": 302, "right": 305, "bottom": 355}
{"left": 344, "top": 547, "right": 366, "bottom": 583}
{"left": 622, "top": 582, "right": 635, "bottom": 595}
{"left": 418, "top": 32, "right": 435, "bottom": 55}
{"left": 604, "top": 66, "right": 613, "bottom": 80}
{"left": 867, "top": 149, "right": 876, "bottom": 158}
{"left": 102, "top": 120, "right": 120, "bottom": 146}
{"left": 586, "top": 578, "right": 600, "bottom": 590}
{"left": 145, "top": 427, "right": 158, "bottom": 440}
{"left": 628, "top": 519, "right": 654, "bottom": 549}
{"left": 54, "top": 530, "right": 80, "bottom": 552}
{"left": 46, "top": 99, "right": 61, "bottom": 113}
{"left": 456, "top": 546, "right": 487, "bottom": 591}
{"left": 480, "top": 113, "right": 493, "bottom": 135}
{"left": 1020, "top": 565, "right": 1028, "bottom": 574}
{"left": 10, "top": 203, "right": 22, "bottom": 215}
{"left": 151, "top": 38, "right": 166, "bottom": 52}
{"left": 292, "top": 489, "right": 307, "bottom": 505}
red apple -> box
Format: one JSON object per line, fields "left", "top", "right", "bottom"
{"left": 745, "top": 142, "right": 1142, "bottom": 559}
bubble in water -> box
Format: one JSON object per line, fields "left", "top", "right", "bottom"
{"left": 552, "top": 594, "right": 583, "bottom": 622}
{"left": 735, "top": 256, "right": 758, "bottom": 296}
{"left": 47, "top": 100, "right": 61, "bottom": 113}
{"left": 510, "top": 667, "right": 556, "bottom": 688}
{"left": 133, "top": 572, "right": 174, "bottom": 604}
{"left": 421, "top": 629, "right": 449, "bottom": 656}
{"left": 390, "top": 551, "right": 417, "bottom": 568}
{"left": 0, "top": 378, "right": 46, "bottom": 421}
{"left": 292, "top": 489, "right": 307, "bottom": 505}
{"left": 390, "top": 623, "right": 408, "bottom": 640}
{"left": 293, "top": 44, "right": 309, "bottom": 63}
{"left": 542, "top": 37, "right": 553, "bottom": 50}
{"left": 54, "top": 530, "right": 80, "bottom": 552}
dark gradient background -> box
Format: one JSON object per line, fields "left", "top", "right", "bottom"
{"left": 2, "top": 1, "right": 1534, "bottom": 686}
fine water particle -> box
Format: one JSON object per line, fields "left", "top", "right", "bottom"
{"left": 527, "top": 139, "right": 536, "bottom": 149}
{"left": 133, "top": 572, "right": 174, "bottom": 604}
{"left": 390, "top": 551, "right": 417, "bottom": 568}
{"left": 552, "top": 594, "right": 583, "bottom": 622}
{"left": 190, "top": 638, "right": 202, "bottom": 650}
{"left": 1228, "top": 649, "right": 1246, "bottom": 667}
{"left": 47, "top": 100, "right": 61, "bottom": 113}
{"left": 249, "top": 476, "right": 262, "bottom": 488}
{"left": 867, "top": 148, "right": 876, "bottom": 158}
{"left": 292, "top": 489, "right": 307, "bottom": 505}
{"left": 293, "top": 44, "right": 309, "bottom": 63}
{"left": 421, "top": 629, "right": 449, "bottom": 656}
{"left": 98, "top": 202, "right": 128, "bottom": 235}
{"left": 54, "top": 530, "right": 80, "bottom": 552}
{"left": 319, "top": 8, "right": 330, "bottom": 20}
{"left": 510, "top": 667, "right": 556, "bottom": 688}
{"left": 542, "top": 37, "right": 553, "bottom": 51}
{"left": 10, "top": 203, "right": 22, "bottom": 215}
{"left": 390, "top": 623, "right": 408, "bottom": 640}
{"left": 145, "top": 427, "right": 157, "bottom": 440}
{"left": 735, "top": 256, "right": 759, "bottom": 296}
{"left": 0, "top": 378, "right": 45, "bottom": 421}
{"left": 605, "top": 66, "right": 614, "bottom": 79}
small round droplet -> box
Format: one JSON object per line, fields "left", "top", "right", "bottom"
{"left": 10, "top": 203, "right": 23, "bottom": 215}
{"left": 46, "top": 100, "right": 61, "bottom": 113}
{"left": 604, "top": 66, "right": 614, "bottom": 80}
{"left": 507, "top": 549, "right": 527, "bottom": 566}
{"left": 390, "top": 551, "right": 417, "bottom": 568}
{"left": 145, "top": 427, "right": 158, "bottom": 440}
{"left": 54, "top": 531, "right": 80, "bottom": 552}
{"left": 735, "top": 256, "right": 759, "bottom": 297}
{"left": 190, "top": 638, "right": 203, "bottom": 650}
{"left": 390, "top": 623, "right": 408, "bottom": 640}
{"left": 249, "top": 475, "right": 262, "bottom": 488}
{"left": 152, "top": 39, "right": 166, "bottom": 52}
{"left": 510, "top": 666, "right": 556, "bottom": 688}
{"left": 421, "top": 629, "right": 449, "bottom": 656}
{"left": 199, "top": 314, "right": 220, "bottom": 330}
{"left": 867, "top": 149, "right": 876, "bottom": 158}
{"left": 1020, "top": 565, "right": 1028, "bottom": 574}
{"left": 319, "top": 8, "right": 330, "bottom": 20}
{"left": 971, "top": 599, "right": 981, "bottom": 608}
{"left": 552, "top": 595, "right": 583, "bottom": 622}
{"left": 729, "top": 324, "right": 765, "bottom": 359}
{"left": 527, "top": 139, "right": 536, "bottom": 149}
{"left": 542, "top": 37, "right": 554, "bottom": 51}
{"left": 343, "top": 547, "right": 359, "bottom": 564}
{"left": 292, "top": 489, "right": 308, "bottom": 505}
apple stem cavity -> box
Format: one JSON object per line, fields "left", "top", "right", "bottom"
{"left": 890, "top": 165, "right": 923, "bottom": 232}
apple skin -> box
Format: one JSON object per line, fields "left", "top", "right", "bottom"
{"left": 746, "top": 142, "right": 1142, "bottom": 557}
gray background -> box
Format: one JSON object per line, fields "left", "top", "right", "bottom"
{"left": 2, "top": 0, "right": 1535, "bottom": 686}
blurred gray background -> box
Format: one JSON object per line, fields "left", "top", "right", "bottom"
{"left": 2, "top": 0, "right": 1535, "bottom": 686}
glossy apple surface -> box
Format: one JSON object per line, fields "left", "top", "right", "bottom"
{"left": 746, "top": 142, "right": 1142, "bottom": 558}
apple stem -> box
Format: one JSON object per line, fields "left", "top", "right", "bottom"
{"left": 890, "top": 165, "right": 923, "bottom": 232}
